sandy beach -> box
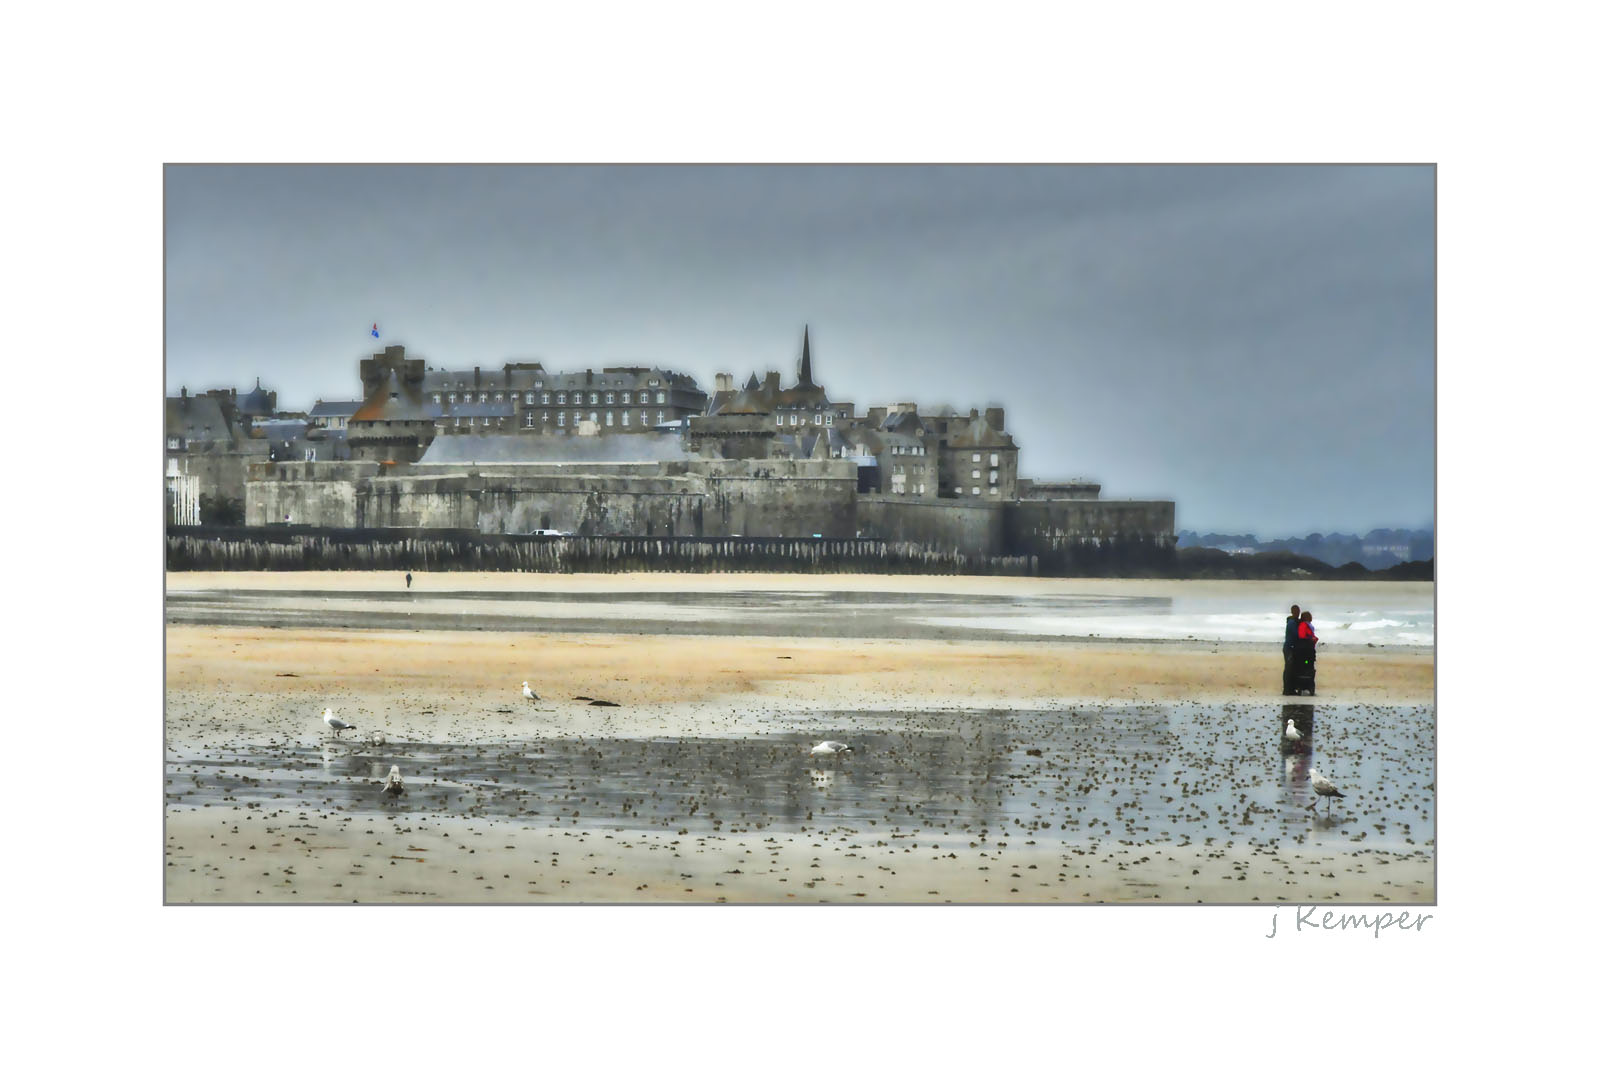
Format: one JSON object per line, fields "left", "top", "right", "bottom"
{"left": 165, "top": 573, "right": 1434, "bottom": 904}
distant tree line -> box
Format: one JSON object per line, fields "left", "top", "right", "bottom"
{"left": 1176, "top": 527, "right": 1433, "bottom": 568}
{"left": 1175, "top": 547, "right": 1432, "bottom": 580}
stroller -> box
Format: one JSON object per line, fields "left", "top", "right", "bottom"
{"left": 1286, "top": 638, "right": 1317, "bottom": 696}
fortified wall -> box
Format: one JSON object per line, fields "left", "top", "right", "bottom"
{"left": 246, "top": 457, "right": 859, "bottom": 538}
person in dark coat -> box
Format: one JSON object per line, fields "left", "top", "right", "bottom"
{"left": 1291, "top": 610, "right": 1319, "bottom": 695}
{"left": 1282, "top": 604, "right": 1300, "bottom": 695}
{"left": 405, "top": 572, "right": 413, "bottom": 589}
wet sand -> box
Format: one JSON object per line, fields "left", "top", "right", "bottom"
{"left": 165, "top": 573, "right": 1434, "bottom": 904}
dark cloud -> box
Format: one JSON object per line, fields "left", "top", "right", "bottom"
{"left": 165, "top": 164, "right": 1433, "bottom": 535}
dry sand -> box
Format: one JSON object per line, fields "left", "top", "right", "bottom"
{"left": 165, "top": 573, "right": 1434, "bottom": 904}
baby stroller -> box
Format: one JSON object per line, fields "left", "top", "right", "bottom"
{"left": 1286, "top": 638, "right": 1317, "bottom": 696}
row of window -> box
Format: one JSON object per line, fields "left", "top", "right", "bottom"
{"left": 434, "top": 390, "right": 670, "bottom": 406}
{"left": 954, "top": 486, "right": 1003, "bottom": 496}
{"left": 775, "top": 413, "right": 835, "bottom": 427}
{"left": 513, "top": 410, "right": 670, "bottom": 428}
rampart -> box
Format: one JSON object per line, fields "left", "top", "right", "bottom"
{"left": 246, "top": 458, "right": 858, "bottom": 538}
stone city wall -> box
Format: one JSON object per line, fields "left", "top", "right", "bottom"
{"left": 854, "top": 497, "right": 1007, "bottom": 556}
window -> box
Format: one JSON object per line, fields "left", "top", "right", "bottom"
{"left": 557, "top": 392, "right": 567, "bottom": 404}
{"left": 972, "top": 470, "right": 980, "bottom": 480}
{"left": 557, "top": 412, "right": 566, "bottom": 426}
{"left": 790, "top": 414, "right": 799, "bottom": 426}
{"left": 589, "top": 411, "right": 598, "bottom": 424}
{"left": 989, "top": 470, "right": 998, "bottom": 484}
{"left": 541, "top": 393, "right": 550, "bottom": 404}
{"left": 990, "top": 487, "right": 999, "bottom": 496}
{"left": 825, "top": 414, "right": 833, "bottom": 425}
{"left": 622, "top": 410, "right": 630, "bottom": 427}
{"left": 990, "top": 452, "right": 999, "bottom": 467}
{"left": 605, "top": 392, "right": 615, "bottom": 405}
{"left": 495, "top": 392, "right": 504, "bottom": 402}
{"left": 448, "top": 393, "right": 457, "bottom": 404}
{"left": 655, "top": 391, "right": 666, "bottom": 404}
{"left": 656, "top": 410, "right": 664, "bottom": 423}
{"left": 525, "top": 412, "right": 536, "bottom": 427}
{"left": 432, "top": 393, "right": 442, "bottom": 404}
{"left": 541, "top": 411, "right": 550, "bottom": 423}
{"left": 605, "top": 411, "right": 614, "bottom": 426}
{"left": 622, "top": 391, "right": 631, "bottom": 404}
{"left": 589, "top": 392, "right": 598, "bottom": 405}
{"left": 480, "top": 393, "right": 489, "bottom": 403}
{"left": 972, "top": 453, "right": 980, "bottom": 463}
{"left": 525, "top": 392, "right": 534, "bottom": 404}
{"left": 954, "top": 486, "right": 963, "bottom": 495}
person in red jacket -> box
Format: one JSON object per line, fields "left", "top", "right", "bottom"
{"left": 1297, "top": 611, "right": 1318, "bottom": 645}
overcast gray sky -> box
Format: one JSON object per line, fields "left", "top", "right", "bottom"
{"left": 165, "top": 164, "right": 1433, "bottom": 536}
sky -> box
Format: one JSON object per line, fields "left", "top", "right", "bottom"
{"left": 165, "top": 164, "right": 1434, "bottom": 537}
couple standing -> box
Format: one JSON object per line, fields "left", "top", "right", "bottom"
{"left": 1282, "top": 603, "right": 1319, "bottom": 696}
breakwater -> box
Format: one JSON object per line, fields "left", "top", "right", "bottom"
{"left": 166, "top": 527, "right": 1038, "bottom": 575}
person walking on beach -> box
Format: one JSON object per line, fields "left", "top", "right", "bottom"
{"left": 405, "top": 572, "right": 413, "bottom": 589}
{"left": 1282, "top": 603, "right": 1301, "bottom": 695}
{"left": 1297, "top": 610, "right": 1318, "bottom": 648}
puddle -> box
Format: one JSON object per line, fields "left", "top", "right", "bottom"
{"left": 165, "top": 703, "right": 1434, "bottom": 851}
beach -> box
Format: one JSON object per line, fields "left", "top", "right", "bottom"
{"left": 165, "top": 573, "right": 1435, "bottom": 903}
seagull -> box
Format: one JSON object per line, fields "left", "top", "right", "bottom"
{"left": 1285, "top": 719, "right": 1303, "bottom": 743}
{"left": 322, "top": 708, "right": 354, "bottom": 737}
{"left": 810, "top": 740, "right": 852, "bottom": 760}
{"left": 522, "top": 681, "right": 540, "bottom": 701}
{"left": 1308, "top": 767, "right": 1345, "bottom": 810}
{"left": 379, "top": 765, "right": 404, "bottom": 796}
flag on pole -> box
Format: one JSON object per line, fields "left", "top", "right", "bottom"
{"left": 371, "top": 323, "right": 380, "bottom": 339}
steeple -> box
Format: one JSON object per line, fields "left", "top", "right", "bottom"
{"left": 798, "top": 325, "right": 813, "bottom": 387}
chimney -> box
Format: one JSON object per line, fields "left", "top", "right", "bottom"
{"left": 474, "top": 366, "right": 481, "bottom": 390}
{"left": 984, "top": 407, "right": 1004, "bottom": 431}
{"left": 763, "top": 371, "right": 780, "bottom": 393}
{"left": 715, "top": 372, "right": 732, "bottom": 392}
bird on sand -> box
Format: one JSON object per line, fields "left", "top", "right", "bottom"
{"left": 522, "top": 681, "right": 539, "bottom": 701}
{"left": 1285, "top": 719, "right": 1303, "bottom": 743}
{"left": 380, "top": 765, "right": 404, "bottom": 796}
{"left": 322, "top": 708, "right": 354, "bottom": 737}
{"left": 810, "top": 740, "right": 852, "bottom": 760}
{"left": 1308, "top": 767, "right": 1345, "bottom": 810}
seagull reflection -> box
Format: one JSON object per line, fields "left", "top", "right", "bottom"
{"left": 809, "top": 769, "right": 835, "bottom": 790}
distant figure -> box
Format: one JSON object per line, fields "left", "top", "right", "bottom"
{"left": 405, "top": 572, "right": 413, "bottom": 589}
{"left": 380, "top": 765, "right": 404, "bottom": 796}
{"left": 1282, "top": 603, "right": 1301, "bottom": 695}
{"left": 522, "top": 681, "right": 539, "bottom": 701}
{"left": 322, "top": 707, "right": 354, "bottom": 737}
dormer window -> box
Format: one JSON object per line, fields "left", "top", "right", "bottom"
{"left": 448, "top": 393, "right": 457, "bottom": 404}
{"left": 622, "top": 391, "right": 631, "bottom": 404}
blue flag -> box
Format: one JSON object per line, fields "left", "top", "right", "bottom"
{"left": 371, "top": 323, "right": 380, "bottom": 339}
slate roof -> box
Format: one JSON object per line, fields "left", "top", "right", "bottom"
{"left": 415, "top": 433, "right": 692, "bottom": 465}
{"left": 309, "top": 400, "right": 363, "bottom": 418}
{"left": 352, "top": 368, "right": 433, "bottom": 422}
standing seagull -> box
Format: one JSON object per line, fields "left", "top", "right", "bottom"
{"left": 1285, "top": 719, "right": 1303, "bottom": 743}
{"left": 1308, "top": 767, "right": 1345, "bottom": 810}
{"left": 810, "top": 740, "right": 853, "bottom": 761}
{"left": 522, "top": 681, "right": 539, "bottom": 702}
{"left": 322, "top": 708, "right": 354, "bottom": 737}
{"left": 380, "top": 765, "right": 404, "bottom": 796}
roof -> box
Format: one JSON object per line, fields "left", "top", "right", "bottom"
{"left": 415, "top": 433, "right": 693, "bottom": 465}
{"left": 352, "top": 368, "right": 433, "bottom": 422}
{"left": 946, "top": 412, "right": 1015, "bottom": 449}
{"left": 237, "top": 378, "right": 275, "bottom": 416}
{"left": 309, "top": 400, "right": 363, "bottom": 417}
{"left": 166, "top": 394, "right": 245, "bottom": 445}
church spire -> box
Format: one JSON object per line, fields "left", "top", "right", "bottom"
{"left": 798, "top": 325, "right": 813, "bottom": 387}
